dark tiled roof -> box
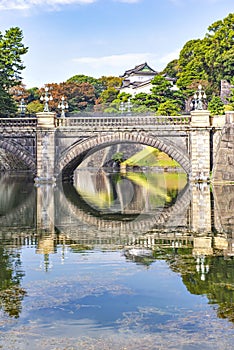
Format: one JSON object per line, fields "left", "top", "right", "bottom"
{"left": 120, "top": 62, "right": 158, "bottom": 78}
{"left": 121, "top": 79, "right": 152, "bottom": 90}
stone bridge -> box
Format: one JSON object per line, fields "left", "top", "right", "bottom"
{"left": 0, "top": 110, "right": 233, "bottom": 183}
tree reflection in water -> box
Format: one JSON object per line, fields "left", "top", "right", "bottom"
{"left": 0, "top": 243, "right": 26, "bottom": 318}
{"left": 0, "top": 172, "right": 233, "bottom": 336}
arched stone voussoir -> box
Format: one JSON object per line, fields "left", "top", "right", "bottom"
{"left": 57, "top": 132, "right": 190, "bottom": 178}
{"left": 0, "top": 139, "right": 36, "bottom": 172}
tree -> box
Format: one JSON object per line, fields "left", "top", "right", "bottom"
{"left": 151, "top": 75, "right": 174, "bottom": 102}
{"left": 26, "top": 100, "right": 43, "bottom": 114}
{"left": 99, "top": 76, "right": 122, "bottom": 90}
{"left": 131, "top": 92, "right": 158, "bottom": 112}
{"left": 0, "top": 86, "right": 17, "bottom": 116}
{"left": 10, "top": 84, "right": 30, "bottom": 104}
{"left": 0, "top": 27, "right": 28, "bottom": 116}
{"left": 227, "top": 86, "right": 234, "bottom": 110}
{"left": 0, "top": 243, "right": 26, "bottom": 318}
{"left": 208, "top": 96, "right": 225, "bottom": 116}
{"left": 39, "top": 82, "right": 96, "bottom": 114}
{"left": 162, "top": 59, "right": 179, "bottom": 79}
{"left": 205, "top": 13, "right": 234, "bottom": 91}
{"left": 66, "top": 74, "right": 103, "bottom": 98}
{"left": 98, "top": 87, "right": 119, "bottom": 104}
{"left": 176, "top": 39, "right": 208, "bottom": 91}
{"left": 156, "top": 100, "right": 181, "bottom": 116}
{"left": 27, "top": 87, "right": 41, "bottom": 103}
{"left": 175, "top": 13, "right": 234, "bottom": 96}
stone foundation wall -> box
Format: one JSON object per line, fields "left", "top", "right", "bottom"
{"left": 213, "top": 124, "right": 234, "bottom": 182}
{"left": 213, "top": 185, "right": 234, "bottom": 235}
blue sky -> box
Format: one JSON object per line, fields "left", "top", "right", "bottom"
{"left": 0, "top": 0, "right": 233, "bottom": 88}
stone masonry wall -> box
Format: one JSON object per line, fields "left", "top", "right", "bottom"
{"left": 213, "top": 124, "right": 234, "bottom": 182}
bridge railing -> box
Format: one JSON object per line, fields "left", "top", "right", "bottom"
{"left": 0, "top": 117, "right": 37, "bottom": 128}
{"left": 0, "top": 115, "right": 192, "bottom": 128}
{"left": 56, "top": 115, "right": 191, "bottom": 128}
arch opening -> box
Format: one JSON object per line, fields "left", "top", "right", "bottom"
{"left": 57, "top": 133, "right": 190, "bottom": 182}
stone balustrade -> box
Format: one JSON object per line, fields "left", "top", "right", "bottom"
{"left": 55, "top": 115, "right": 191, "bottom": 128}
{"left": 0, "top": 117, "right": 37, "bottom": 128}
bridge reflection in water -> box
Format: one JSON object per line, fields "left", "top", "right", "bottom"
{"left": 0, "top": 170, "right": 233, "bottom": 257}
{"left": 0, "top": 171, "right": 234, "bottom": 346}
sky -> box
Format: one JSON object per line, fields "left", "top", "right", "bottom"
{"left": 0, "top": 0, "right": 233, "bottom": 88}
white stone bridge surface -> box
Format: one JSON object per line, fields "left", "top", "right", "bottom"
{"left": 0, "top": 111, "right": 233, "bottom": 182}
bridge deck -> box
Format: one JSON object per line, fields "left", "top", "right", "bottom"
{"left": 0, "top": 115, "right": 191, "bottom": 129}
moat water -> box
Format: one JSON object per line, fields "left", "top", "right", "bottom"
{"left": 0, "top": 170, "right": 233, "bottom": 349}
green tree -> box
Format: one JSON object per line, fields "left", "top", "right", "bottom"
{"left": 205, "top": 13, "right": 234, "bottom": 91}
{"left": 112, "top": 152, "right": 124, "bottom": 163}
{"left": 162, "top": 59, "right": 179, "bottom": 79}
{"left": 227, "top": 87, "right": 234, "bottom": 110}
{"left": 99, "top": 76, "right": 122, "bottom": 90}
{"left": 0, "top": 27, "right": 28, "bottom": 116}
{"left": 151, "top": 75, "right": 174, "bottom": 101}
{"left": 208, "top": 96, "right": 225, "bottom": 116}
{"left": 26, "top": 100, "right": 43, "bottom": 114}
{"left": 98, "top": 87, "right": 119, "bottom": 104}
{"left": 27, "top": 87, "right": 40, "bottom": 103}
{"left": 156, "top": 100, "right": 181, "bottom": 116}
{"left": 0, "top": 244, "right": 26, "bottom": 318}
{"left": 176, "top": 39, "right": 208, "bottom": 91}
{"left": 67, "top": 74, "right": 103, "bottom": 98}
{"left": 0, "top": 86, "right": 17, "bottom": 116}
{"left": 176, "top": 13, "right": 234, "bottom": 97}
{"left": 131, "top": 92, "right": 158, "bottom": 112}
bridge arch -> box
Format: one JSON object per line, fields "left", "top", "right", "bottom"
{"left": 55, "top": 182, "right": 191, "bottom": 236}
{"left": 0, "top": 139, "right": 36, "bottom": 172}
{"left": 57, "top": 132, "right": 190, "bottom": 181}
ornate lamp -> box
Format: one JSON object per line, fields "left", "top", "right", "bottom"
{"left": 58, "top": 96, "right": 69, "bottom": 117}
{"left": 40, "top": 86, "right": 53, "bottom": 112}
{"left": 191, "top": 84, "right": 207, "bottom": 110}
{"left": 18, "top": 98, "right": 26, "bottom": 117}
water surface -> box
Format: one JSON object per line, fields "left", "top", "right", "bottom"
{"left": 0, "top": 171, "right": 233, "bottom": 349}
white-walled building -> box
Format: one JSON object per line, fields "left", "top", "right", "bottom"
{"left": 119, "top": 62, "right": 178, "bottom": 96}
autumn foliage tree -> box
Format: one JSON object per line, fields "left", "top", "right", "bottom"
{"left": 38, "top": 82, "right": 96, "bottom": 115}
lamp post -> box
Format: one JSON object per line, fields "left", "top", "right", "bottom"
{"left": 58, "top": 96, "right": 69, "bottom": 118}
{"left": 18, "top": 98, "right": 26, "bottom": 117}
{"left": 119, "top": 98, "right": 132, "bottom": 115}
{"left": 191, "top": 84, "right": 207, "bottom": 110}
{"left": 40, "top": 86, "right": 53, "bottom": 112}
{"left": 126, "top": 97, "right": 132, "bottom": 115}
{"left": 119, "top": 101, "right": 125, "bottom": 115}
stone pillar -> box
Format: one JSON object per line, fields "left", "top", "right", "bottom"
{"left": 191, "top": 184, "right": 211, "bottom": 233}
{"left": 35, "top": 112, "right": 56, "bottom": 183}
{"left": 190, "top": 110, "right": 211, "bottom": 182}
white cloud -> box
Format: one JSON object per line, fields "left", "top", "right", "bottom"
{"left": 114, "top": 0, "right": 141, "bottom": 3}
{"left": 0, "top": 0, "right": 96, "bottom": 11}
{"left": 73, "top": 53, "right": 154, "bottom": 70}
{"left": 169, "top": 0, "right": 223, "bottom": 4}
{"left": 71, "top": 51, "right": 179, "bottom": 77}
{"left": 0, "top": 0, "right": 143, "bottom": 11}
